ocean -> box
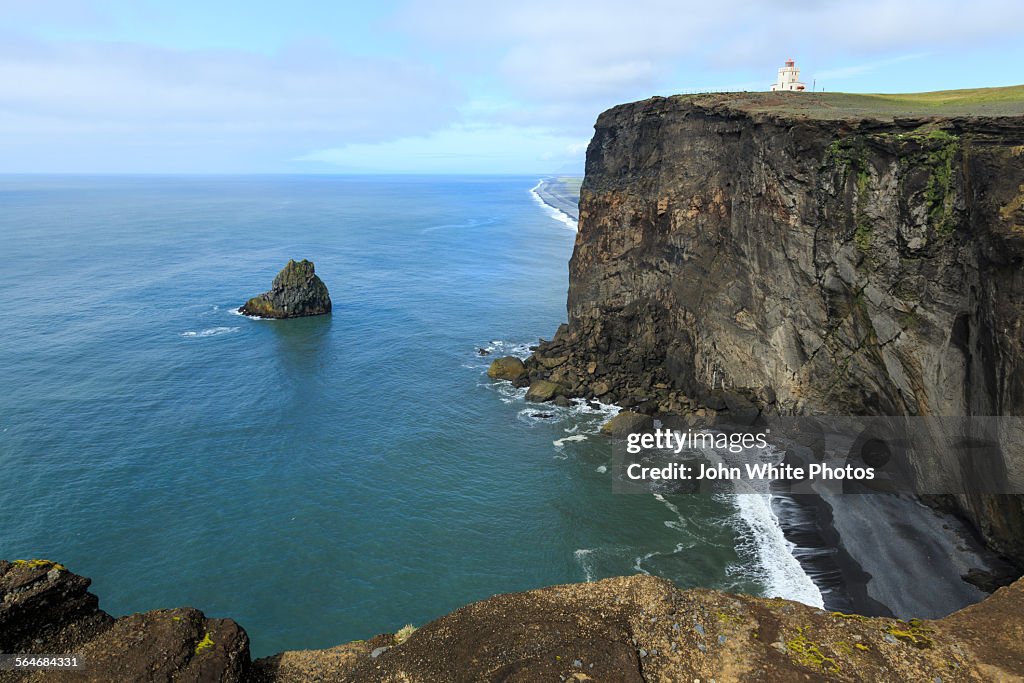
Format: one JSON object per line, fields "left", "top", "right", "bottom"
{"left": 0, "top": 175, "right": 818, "bottom": 658}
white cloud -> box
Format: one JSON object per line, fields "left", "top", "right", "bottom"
{"left": 0, "top": 0, "right": 112, "bottom": 28}
{"left": 2, "top": 0, "right": 1022, "bottom": 172}
{"left": 0, "top": 34, "right": 463, "bottom": 170}
{"left": 814, "top": 53, "right": 927, "bottom": 82}
{"left": 395, "top": 0, "right": 1024, "bottom": 108}
{"left": 298, "top": 123, "right": 587, "bottom": 174}
{"left": 0, "top": 37, "right": 459, "bottom": 138}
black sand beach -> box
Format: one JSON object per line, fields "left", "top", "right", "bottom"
{"left": 533, "top": 177, "right": 581, "bottom": 223}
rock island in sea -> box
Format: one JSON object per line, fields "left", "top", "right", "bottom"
{"left": 239, "top": 259, "right": 331, "bottom": 319}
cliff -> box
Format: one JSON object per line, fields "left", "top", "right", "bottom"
{"left": 524, "top": 87, "right": 1024, "bottom": 564}
{"left": 4, "top": 559, "right": 1024, "bottom": 682}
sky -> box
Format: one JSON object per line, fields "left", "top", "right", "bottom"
{"left": 1, "top": 0, "right": 1022, "bottom": 174}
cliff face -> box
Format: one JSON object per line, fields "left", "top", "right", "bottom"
{"left": 526, "top": 92, "right": 1024, "bottom": 562}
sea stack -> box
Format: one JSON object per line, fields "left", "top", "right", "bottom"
{"left": 239, "top": 259, "right": 331, "bottom": 319}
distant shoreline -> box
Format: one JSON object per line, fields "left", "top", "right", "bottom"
{"left": 531, "top": 177, "right": 580, "bottom": 229}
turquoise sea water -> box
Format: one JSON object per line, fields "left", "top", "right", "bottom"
{"left": 0, "top": 176, "right": 809, "bottom": 657}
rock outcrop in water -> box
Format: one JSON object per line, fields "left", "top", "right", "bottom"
{"left": 522, "top": 89, "right": 1024, "bottom": 566}
{"left": 5, "top": 559, "right": 1024, "bottom": 682}
{"left": 239, "top": 259, "right": 331, "bottom": 319}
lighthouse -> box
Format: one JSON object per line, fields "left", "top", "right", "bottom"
{"left": 770, "top": 59, "right": 806, "bottom": 92}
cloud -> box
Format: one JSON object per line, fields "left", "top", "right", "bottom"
{"left": 297, "top": 123, "right": 588, "bottom": 174}
{"left": 0, "top": 33, "right": 462, "bottom": 171}
{"left": 0, "top": 0, "right": 112, "bottom": 28}
{"left": 2, "top": 0, "right": 1022, "bottom": 172}
{"left": 395, "top": 0, "right": 1024, "bottom": 109}
{"left": 814, "top": 53, "right": 928, "bottom": 82}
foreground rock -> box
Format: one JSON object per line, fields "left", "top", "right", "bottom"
{"left": 0, "top": 560, "right": 249, "bottom": 682}
{"left": 256, "top": 574, "right": 1024, "bottom": 682}
{"left": 7, "top": 559, "right": 1024, "bottom": 681}
{"left": 239, "top": 259, "right": 331, "bottom": 319}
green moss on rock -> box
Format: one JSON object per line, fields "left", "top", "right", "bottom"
{"left": 786, "top": 626, "right": 840, "bottom": 674}
{"left": 194, "top": 631, "right": 215, "bottom": 655}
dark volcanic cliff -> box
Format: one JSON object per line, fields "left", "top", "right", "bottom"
{"left": 525, "top": 91, "right": 1024, "bottom": 564}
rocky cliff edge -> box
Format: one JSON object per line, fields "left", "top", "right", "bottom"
{"left": 3, "top": 559, "right": 1023, "bottom": 682}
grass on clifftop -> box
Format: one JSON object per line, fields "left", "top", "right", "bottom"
{"left": 683, "top": 84, "right": 1024, "bottom": 120}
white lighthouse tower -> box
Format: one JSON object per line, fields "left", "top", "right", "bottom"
{"left": 770, "top": 58, "right": 806, "bottom": 92}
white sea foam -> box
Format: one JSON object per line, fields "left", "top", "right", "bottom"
{"left": 477, "top": 341, "right": 617, "bottom": 425}
{"left": 574, "top": 548, "right": 596, "bottom": 582}
{"left": 652, "top": 493, "right": 700, "bottom": 540}
{"left": 631, "top": 542, "right": 692, "bottom": 576}
{"left": 181, "top": 326, "right": 239, "bottom": 338}
{"left": 688, "top": 440, "right": 822, "bottom": 606}
{"left": 481, "top": 340, "right": 534, "bottom": 359}
{"left": 732, "top": 493, "right": 824, "bottom": 608}
{"left": 554, "top": 434, "right": 587, "bottom": 448}
{"left": 481, "top": 339, "right": 819, "bottom": 605}
{"left": 421, "top": 217, "right": 496, "bottom": 234}
{"left": 530, "top": 180, "right": 578, "bottom": 231}
{"left": 485, "top": 383, "right": 527, "bottom": 404}
{"left": 229, "top": 308, "right": 263, "bottom": 320}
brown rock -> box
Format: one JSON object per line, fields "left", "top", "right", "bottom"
{"left": 537, "top": 355, "right": 569, "bottom": 369}
{"left": 487, "top": 356, "right": 527, "bottom": 381}
{"left": 7, "top": 560, "right": 1024, "bottom": 681}
{"left": 600, "top": 411, "right": 655, "bottom": 437}
{"left": 265, "top": 574, "right": 1024, "bottom": 682}
{"left": 525, "top": 379, "right": 564, "bottom": 402}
